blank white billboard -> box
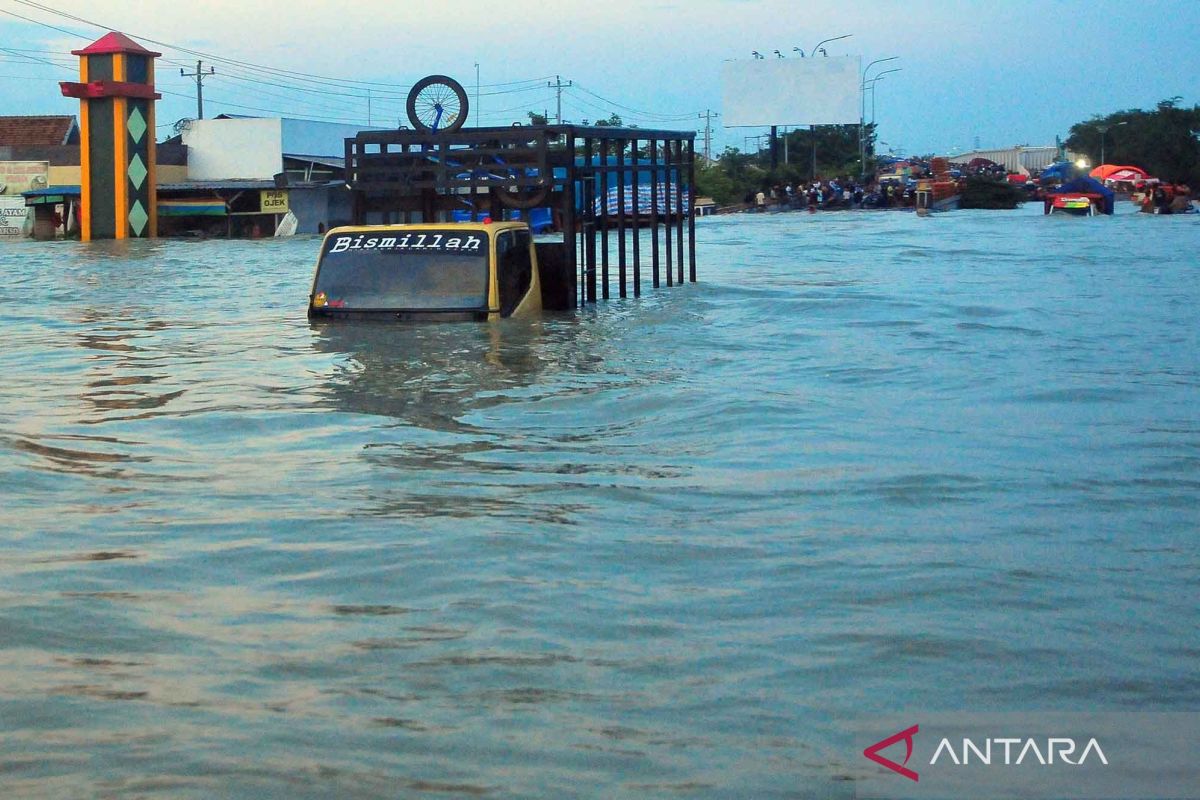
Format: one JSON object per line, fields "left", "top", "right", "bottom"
{"left": 721, "top": 56, "right": 862, "bottom": 127}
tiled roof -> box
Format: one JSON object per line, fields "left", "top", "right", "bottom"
{"left": 0, "top": 115, "right": 78, "bottom": 147}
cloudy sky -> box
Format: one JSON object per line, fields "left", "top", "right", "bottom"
{"left": 1, "top": 0, "right": 1197, "bottom": 156}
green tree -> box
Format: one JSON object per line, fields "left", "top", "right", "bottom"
{"left": 783, "top": 124, "right": 875, "bottom": 181}
{"left": 694, "top": 146, "right": 766, "bottom": 205}
{"left": 1065, "top": 99, "right": 1200, "bottom": 184}
{"left": 527, "top": 111, "right": 549, "bottom": 126}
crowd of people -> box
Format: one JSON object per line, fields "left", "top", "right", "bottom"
{"left": 736, "top": 156, "right": 1198, "bottom": 215}
{"left": 1134, "top": 182, "right": 1196, "bottom": 214}
{"left": 746, "top": 179, "right": 918, "bottom": 212}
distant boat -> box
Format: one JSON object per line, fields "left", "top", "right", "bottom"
{"left": 1048, "top": 195, "right": 1097, "bottom": 216}
{"left": 1043, "top": 177, "right": 1115, "bottom": 216}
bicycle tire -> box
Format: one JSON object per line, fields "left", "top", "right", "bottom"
{"left": 406, "top": 75, "right": 469, "bottom": 133}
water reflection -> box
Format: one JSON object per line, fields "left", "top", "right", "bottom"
{"left": 306, "top": 318, "right": 598, "bottom": 522}
{"left": 308, "top": 319, "right": 551, "bottom": 428}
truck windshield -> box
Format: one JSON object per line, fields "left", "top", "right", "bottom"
{"left": 313, "top": 229, "right": 489, "bottom": 311}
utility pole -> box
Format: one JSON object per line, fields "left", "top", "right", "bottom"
{"left": 698, "top": 109, "right": 719, "bottom": 161}
{"left": 367, "top": 89, "right": 372, "bottom": 126}
{"left": 547, "top": 75, "right": 572, "bottom": 124}
{"left": 180, "top": 60, "right": 216, "bottom": 120}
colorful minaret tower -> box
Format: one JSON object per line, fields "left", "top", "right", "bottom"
{"left": 60, "top": 32, "right": 161, "bottom": 241}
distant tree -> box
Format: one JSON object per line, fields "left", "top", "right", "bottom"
{"left": 527, "top": 111, "right": 549, "bottom": 126}
{"left": 593, "top": 113, "right": 623, "bottom": 127}
{"left": 1065, "top": 98, "right": 1200, "bottom": 184}
{"left": 694, "top": 147, "right": 766, "bottom": 205}
{"left": 784, "top": 123, "right": 874, "bottom": 181}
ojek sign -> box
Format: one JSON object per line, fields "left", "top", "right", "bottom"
{"left": 853, "top": 713, "right": 1199, "bottom": 800}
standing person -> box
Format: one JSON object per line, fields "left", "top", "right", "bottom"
{"left": 755, "top": 189, "right": 766, "bottom": 211}
{"left": 1153, "top": 183, "right": 1170, "bottom": 214}
{"left": 1169, "top": 183, "right": 1192, "bottom": 213}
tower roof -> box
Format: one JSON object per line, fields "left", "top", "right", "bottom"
{"left": 71, "top": 32, "right": 161, "bottom": 58}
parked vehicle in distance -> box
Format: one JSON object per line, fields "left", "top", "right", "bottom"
{"left": 309, "top": 222, "right": 541, "bottom": 321}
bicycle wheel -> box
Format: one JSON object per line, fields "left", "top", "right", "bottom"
{"left": 406, "top": 75, "right": 469, "bottom": 133}
{"left": 493, "top": 184, "right": 549, "bottom": 210}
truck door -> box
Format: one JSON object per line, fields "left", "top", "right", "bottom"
{"left": 495, "top": 229, "right": 533, "bottom": 316}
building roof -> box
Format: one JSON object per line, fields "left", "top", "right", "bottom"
{"left": 0, "top": 115, "right": 79, "bottom": 147}
{"left": 158, "top": 180, "right": 277, "bottom": 191}
{"left": 284, "top": 154, "right": 346, "bottom": 170}
{"left": 72, "top": 32, "right": 161, "bottom": 58}
{"left": 21, "top": 185, "right": 81, "bottom": 205}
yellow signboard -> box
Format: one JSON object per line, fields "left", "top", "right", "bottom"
{"left": 260, "top": 189, "right": 289, "bottom": 213}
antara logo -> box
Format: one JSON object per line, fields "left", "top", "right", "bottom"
{"left": 864, "top": 724, "right": 921, "bottom": 782}
{"left": 864, "top": 724, "right": 1110, "bottom": 782}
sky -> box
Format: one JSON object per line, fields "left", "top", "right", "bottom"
{"left": 1, "top": 0, "right": 1198, "bottom": 158}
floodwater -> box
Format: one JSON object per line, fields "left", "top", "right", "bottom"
{"left": 1, "top": 204, "right": 1197, "bottom": 799}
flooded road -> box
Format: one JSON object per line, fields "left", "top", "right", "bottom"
{"left": 1, "top": 205, "right": 1197, "bottom": 798}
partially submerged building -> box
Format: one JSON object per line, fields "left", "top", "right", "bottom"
{"left": 1, "top": 112, "right": 360, "bottom": 240}
{"left": 157, "top": 115, "right": 360, "bottom": 236}
{"left": 0, "top": 115, "right": 81, "bottom": 240}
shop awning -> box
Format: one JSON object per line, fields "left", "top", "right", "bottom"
{"left": 21, "top": 185, "right": 81, "bottom": 206}
{"left": 158, "top": 199, "right": 227, "bottom": 217}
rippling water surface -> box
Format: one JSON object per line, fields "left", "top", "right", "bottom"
{"left": 2, "top": 205, "right": 1198, "bottom": 798}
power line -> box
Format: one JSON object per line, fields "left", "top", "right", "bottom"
{"left": 0, "top": 44, "right": 66, "bottom": 69}
{"left": 3, "top": 2, "right": 705, "bottom": 131}
{"left": 2, "top": 4, "right": 564, "bottom": 127}
{"left": 572, "top": 83, "right": 699, "bottom": 122}
{"left": 0, "top": 6, "right": 87, "bottom": 38}
{"left": 7, "top": 0, "right": 555, "bottom": 95}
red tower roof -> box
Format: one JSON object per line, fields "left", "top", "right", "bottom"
{"left": 71, "top": 32, "right": 161, "bottom": 58}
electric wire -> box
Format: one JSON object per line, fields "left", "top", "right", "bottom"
{"left": 3, "top": 1, "right": 702, "bottom": 129}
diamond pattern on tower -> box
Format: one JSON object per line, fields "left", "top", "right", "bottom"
{"left": 128, "top": 200, "right": 148, "bottom": 236}
{"left": 127, "top": 153, "right": 147, "bottom": 189}
{"left": 127, "top": 106, "right": 147, "bottom": 143}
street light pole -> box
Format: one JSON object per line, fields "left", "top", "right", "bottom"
{"left": 867, "top": 68, "right": 901, "bottom": 125}
{"left": 860, "top": 57, "right": 899, "bottom": 180}
{"left": 811, "top": 34, "right": 852, "bottom": 56}
{"left": 1099, "top": 121, "right": 1128, "bottom": 165}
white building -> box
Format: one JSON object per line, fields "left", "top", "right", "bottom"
{"left": 938, "top": 145, "right": 1080, "bottom": 174}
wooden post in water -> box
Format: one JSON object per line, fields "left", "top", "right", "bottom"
{"left": 675, "top": 139, "right": 684, "bottom": 286}
{"left": 562, "top": 129, "right": 578, "bottom": 307}
{"left": 631, "top": 136, "right": 641, "bottom": 297}
{"left": 650, "top": 138, "right": 661, "bottom": 288}
{"left": 688, "top": 138, "right": 697, "bottom": 283}
{"left": 617, "top": 138, "right": 627, "bottom": 298}
{"left": 599, "top": 138, "right": 610, "bottom": 300}
{"left": 583, "top": 136, "right": 597, "bottom": 303}
{"left": 664, "top": 140, "right": 674, "bottom": 287}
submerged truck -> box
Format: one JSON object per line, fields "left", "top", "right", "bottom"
{"left": 308, "top": 221, "right": 556, "bottom": 322}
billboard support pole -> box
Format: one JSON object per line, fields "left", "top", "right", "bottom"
{"left": 811, "top": 125, "right": 818, "bottom": 180}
